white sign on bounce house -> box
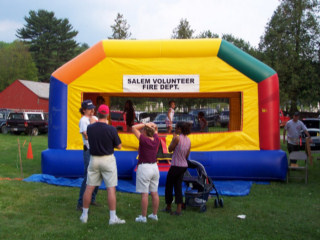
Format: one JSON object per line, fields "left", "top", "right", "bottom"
{"left": 123, "top": 75, "right": 200, "bottom": 92}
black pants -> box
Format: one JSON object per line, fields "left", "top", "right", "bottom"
{"left": 165, "top": 166, "right": 187, "bottom": 205}
{"left": 287, "top": 143, "right": 300, "bottom": 164}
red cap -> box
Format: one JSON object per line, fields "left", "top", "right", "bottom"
{"left": 98, "top": 104, "right": 109, "bottom": 114}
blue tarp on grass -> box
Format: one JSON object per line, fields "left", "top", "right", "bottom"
{"left": 23, "top": 174, "right": 269, "bottom": 196}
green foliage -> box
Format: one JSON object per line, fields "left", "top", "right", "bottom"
{"left": 259, "top": 0, "right": 320, "bottom": 113}
{"left": 222, "top": 34, "right": 259, "bottom": 57}
{"left": 172, "top": 19, "right": 194, "bottom": 39}
{"left": 109, "top": 13, "right": 132, "bottom": 39}
{"left": 16, "top": 10, "right": 79, "bottom": 82}
{"left": 74, "top": 42, "right": 90, "bottom": 56}
{"left": 195, "top": 30, "right": 260, "bottom": 57}
{"left": 0, "top": 41, "right": 10, "bottom": 49}
{"left": 0, "top": 41, "right": 38, "bottom": 91}
{"left": 196, "top": 30, "right": 219, "bottom": 39}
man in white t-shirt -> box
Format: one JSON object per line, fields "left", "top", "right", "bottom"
{"left": 283, "top": 112, "right": 311, "bottom": 166}
{"left": 77, "top": 100, "right": 99, "bottom": 211}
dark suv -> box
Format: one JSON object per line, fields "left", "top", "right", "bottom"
{"left": 6, "top": 112, "right": 48, "bottom": 136}
{"left": 0, "top": 109, "right": 12, "bottom": 134}
{"left": 301, "top": 118, "right": 320, "bottom": 151}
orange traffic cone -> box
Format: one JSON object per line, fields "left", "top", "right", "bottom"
{"left": 27, "top": 142, "right": 33, "bottom": 159}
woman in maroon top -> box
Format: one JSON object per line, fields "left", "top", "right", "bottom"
{"left": 132, "top": 122, "right": 160, "bottom": 223}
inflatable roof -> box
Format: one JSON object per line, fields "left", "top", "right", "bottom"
{"left": 42, "top": 39, "right": 287, "bottom": 181}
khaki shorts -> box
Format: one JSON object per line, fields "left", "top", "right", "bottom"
{"left": 87, "top": 154, "right": 118, "bottom": 188}
{"left": 136, "top": 163, "right": 160, "bottom": 193}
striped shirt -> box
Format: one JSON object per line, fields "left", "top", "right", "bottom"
{"left": 171, "top": 134, "right": 191, "bottom": 167}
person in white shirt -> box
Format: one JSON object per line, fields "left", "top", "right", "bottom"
{"left": 283, "top": 111, "right": 311, "bottom": 166}
{"left": 77, "top": 100, "right": 99, "bottom": 211}
{"left": 165, "top": 100, "right": 175, "bottom": 133}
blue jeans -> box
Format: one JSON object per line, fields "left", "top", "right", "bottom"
{"left": 77, "top": 149, "right": 98, "bottom": 206}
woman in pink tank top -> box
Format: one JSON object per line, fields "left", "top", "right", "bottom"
{"left": 162, "top": 122, "right": 191, "bottom": 216}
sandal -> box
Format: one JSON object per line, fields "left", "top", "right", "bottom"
{"left": 170, "top": 211, "right": 182, "bottom": 216}
{"left": 161, "top": 208, "right": 172, "bottom": 213}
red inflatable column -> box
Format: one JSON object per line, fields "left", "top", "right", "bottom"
{"left": 258, "top": 74, "right": 280, "bottom": 150}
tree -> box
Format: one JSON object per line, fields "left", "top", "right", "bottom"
{"left": 109, "top": 13, "right": 132, "bottom": 39}
{"left": 222, "top": 34, "right": 258, "bottom": 57}
{"left": 259, "top": 0, "right": 320, "bottom": 113}
{"left": 0, "top": 41, "right": 38, "bottom": 91}
{"left": 196, "top": 30, "right": 219, "bottom": 39}
{"left": 16, "top": 10, "right": 79, "bottom": 82}
{"left": 172, "top": 19, "right": 194, "bottom": 39}
{"left": 75, "top": 43, "right": 90, "bottom": 55}
{"left": 196, "top": 30, "right": 259, "bottom": 57}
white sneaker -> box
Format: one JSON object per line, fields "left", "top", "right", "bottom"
{"left": 148, "top": 213, "right": 158, "bottom": 221}
{"left": 80, "top": 214, "right": 88, "bottom": 223}
{"left": 109, "top": 216, "right": 126, "bottom": 225}
{"left": 135, "top": 215, "right": 147, "bottom": 223}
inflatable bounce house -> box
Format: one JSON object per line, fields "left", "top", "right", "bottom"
{"left": 42, "top": 39, "right": 287, "bottom": 181}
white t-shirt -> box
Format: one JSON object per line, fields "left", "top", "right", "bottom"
{"left": 79, "top": 115, "right": 98, "bottom": 149}
{"left": 284, "top": 119, "right": 307, "bottom": 145}
{"left": 166, "top": 108, "right": 174, "bottom": 122}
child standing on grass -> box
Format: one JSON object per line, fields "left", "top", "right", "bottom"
{"left": 165, "top": 100, "right": 175, "bottom": 133}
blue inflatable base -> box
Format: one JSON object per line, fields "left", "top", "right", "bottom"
{"left": 42, "top": 149, "right": 288, "bottom": 181}
{"left": 24, "top": 174, "right": 269, "bottom": 197}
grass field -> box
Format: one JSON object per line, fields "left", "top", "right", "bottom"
{"left": 0, "top": 134, "right": 320, "bottom": 240}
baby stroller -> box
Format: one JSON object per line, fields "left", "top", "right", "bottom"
{"left": 183, "top": 160, "right": 223, "bottom": 212}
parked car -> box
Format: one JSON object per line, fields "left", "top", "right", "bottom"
{"left": 6, "top": 112, "right": 48, "bottom": 136}
{"left": 189, "top": 108, "right": 219, "bottom": 127}
{"left": 110, "top": 110, "right": 138, "bottom": 131}
{"left": 135, "top": 111, "right": 150, "bottom": 123}
{"left": 218, "top": 111, "right": 229, "bottom": 128}
{"left": 300, "top": 118, "right": 320, "bottom": 151}
{"left": 110, "top": 111, "right": 126, "bottom": 131}
{"left": 302, "top": 118, "right": 320, "bottom": 129}
{"left": 0, "top": 109, "right": 12, "bottom": 134}
{"left": 280, "top": 110, "right": 290, "bottom": 127}
{"left": 153, "top": 113, "right": 199, "bottom": 133}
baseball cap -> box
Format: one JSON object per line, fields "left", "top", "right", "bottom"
{"left": 294, "top": 112, "right": 300, "bottom": 116}
{"left": 98, "top": 104, "right": 109, "bottom": 114}
{"left": 81, "top": 100, "right": 95, "bottom": 109}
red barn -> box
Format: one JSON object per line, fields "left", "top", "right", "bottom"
{"left": 0, "top": 80, "right": 49, "bottom": 112}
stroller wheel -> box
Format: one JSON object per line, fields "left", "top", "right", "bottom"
{"left": 200, "top": 204, "right": 207, "bottom": 213}
{"left": 219, "top": 198, "right": 224, "bottom": 208}
{"left": 214, "top": 198, "right": 219, "bottom": 208}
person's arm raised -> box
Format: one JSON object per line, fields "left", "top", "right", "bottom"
{"left": 132, "top": 123, "right": 145, "bottom": 139}
{"left": 149, "top": 122, "right": 158, "bottom": 134}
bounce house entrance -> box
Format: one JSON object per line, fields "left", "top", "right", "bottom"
{"left": 82, "top": 92, "right": 242, "bottom": 134}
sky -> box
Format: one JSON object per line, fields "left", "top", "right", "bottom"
{"left": 0, "top": 0, "right": 280, "bottom": 47}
